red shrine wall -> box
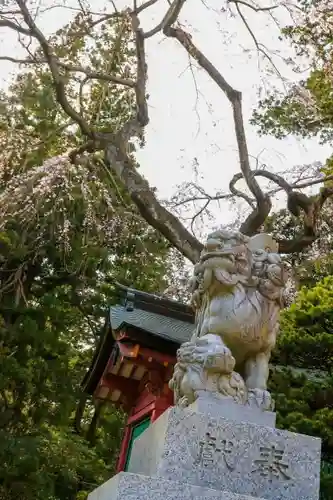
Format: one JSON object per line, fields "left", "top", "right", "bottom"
{"left": 98, "top": 332, "right": 176, "bottom": 472}
{"left": 116, "top": 383, "right": 173, "bottom": 472}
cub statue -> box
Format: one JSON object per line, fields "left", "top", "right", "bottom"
{"left": 169, "top": 230, "right": 287, "bottom": 411}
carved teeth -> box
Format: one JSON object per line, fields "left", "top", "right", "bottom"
{"left": 201, "top": 251, "right": 235, "bottom": 263}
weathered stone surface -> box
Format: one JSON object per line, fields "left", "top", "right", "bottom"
{"left": 169, "top": 231, "right": 287, "bottom": 412}
{"left": 128, "top": 407, "right": 321, "bottom": 500}
{"left": 189, "top": 396, "right": 276, "bottom": 428}
{"left": 87, "top": 472, "right": 260, "bottom": 500}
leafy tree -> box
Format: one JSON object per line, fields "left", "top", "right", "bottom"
{"left": 0, "top": 8, "right": 185, "bottom": 500}
{"left": 1, "top": 0, "right": 331, "bottom": 261}
{"left": 266, "top": 193, "right": 333, "bottom": 500}
{"left": 269, "top": 275, "right": 333, "bottom": 499}
{"left": 264, "top": 202, "right": 333, "bottom": 292}
{"left": 252, "top": 0, "right": 333, "bottom": 148}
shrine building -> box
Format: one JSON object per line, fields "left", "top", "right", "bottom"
{"left": 82, "top": 283, "right": 194, "bottom": 472}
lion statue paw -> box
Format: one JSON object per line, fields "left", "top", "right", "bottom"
{"left": 247, "top": 388, "right": 275, "bottom": 411}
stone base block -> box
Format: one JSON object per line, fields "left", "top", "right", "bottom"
{"left": 189, "top": 396, "right": 276, "bottom": 428}
{"left": 128, "top": 406, "right": 321, "bottom": 500}
{"left": 87, "top": 472, "right": 260, "bottom": 500}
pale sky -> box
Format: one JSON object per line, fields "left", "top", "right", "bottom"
{"left": 0, "top": 0, "right": 331, "bottom": 237}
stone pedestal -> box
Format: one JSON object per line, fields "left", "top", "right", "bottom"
{"left": 88, "top": 472, "right": 259, "bottom": 500}
{"left": 188, "top": 396, "right": 276, "bottom": 427}
{"left": 88, "top": 400, "right": 321, "bottom": 500}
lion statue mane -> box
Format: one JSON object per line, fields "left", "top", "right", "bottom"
{"left": 169, "top": 230, "right": 287, "bottom": 411}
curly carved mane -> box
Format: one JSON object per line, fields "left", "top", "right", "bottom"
{"left": 190, "top": 231, "right": 286, "bottom": 355}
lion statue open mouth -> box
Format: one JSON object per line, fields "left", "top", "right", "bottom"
{"left": 169, "top": 230, "right": 287, "bottom": 411}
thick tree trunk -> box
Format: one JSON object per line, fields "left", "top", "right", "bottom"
{"left": 105, "top": 146, "right": 203, "bottom": 264}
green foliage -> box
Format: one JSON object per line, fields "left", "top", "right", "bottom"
{"left": 0, "top": 9, "right": 184, "bottom": 500}
{"left": 270, "top": 274, "right": 333, "bottom": 498}
{"left": 252, "top": 71, "right": 333, "bottom": 143}
{"left": 269, "top": 368, "right": 333, "bottom": 499}
{"left": 264, "top": 183, "right": 333, "bottom": 497}
{"left": 275, "top": 277, "right": 333, "bottom": 372}
{"left": 251, "top": 1, "right": 333, "bottom": 148}
{"left": 0, "top": 429, "right": 107, "bottom": 500}
{"left": 264, "top": 201, "right": 333, "bottom": 290}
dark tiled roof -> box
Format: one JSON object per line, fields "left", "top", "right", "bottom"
{"left": 82, "top": 284, "right": 195, "bottom": 395}
{"left": 81, "top": 313, "right": 115, "bottom": 395}
{"left": 110, "top": 304, "right": 195, "bottom": 345}
{"left": 115, "top": 282, "right": 194, "bottom": 323}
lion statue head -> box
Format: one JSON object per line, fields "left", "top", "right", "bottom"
{"left": 190, "top": 230, "right": 285, "bottom": 310}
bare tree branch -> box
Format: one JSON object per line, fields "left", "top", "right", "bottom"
{"left": 277, "top": 192, "right": 320, "bottom": 254}
{"left": 5, "top": 3, "right": 197, "bottom": 263}
{"left": 132, "top": 14, "right": 149, "bottom": 127}
{"left": 227, "top": 0, "right": 279, "bottom": 13}
{"left": 143, "top": 0, "right": 186, "bottom": 38}
{"left": 233, "top": 1, "right": 285, "bottom": 81}
{"left": 0, "top": 18, "right": 31, "bottom": 35}
{"left": 161, "top": 0, "right": 272, "bottom": 236}
{"left": 172, "top": 193, "right": 232, "bottom": 208}
{"left": 171, "top": 172, "right": 333, "bottom": 215}
{"left": 229, "top": 174, "right": 256, "bottom": 208}
{"left": 5, "top": 0, "right": 333, "bottom": 261}
{"left": 229, "top": 168, "right": 333, "bottom": 252}
{"left": 103, "top": 7, "right": 203, "bottom": 263}
{"left": 104, "top": 145, "right": 203, "bottom": 261}
{"left": 293, "top": 174, "right": 333, "bottom": 190}
{"left": 190, "top": 199, "right": 210, "bottom": 235}
{"left": 136, "top": 0, "right": 159, "bottom": 14}
{"left": 15, "top": 0, "right": 93, "bottom": 137}
{"left": 0, "top": 56, "right": 136, "bottom": 87}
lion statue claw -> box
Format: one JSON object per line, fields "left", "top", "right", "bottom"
{"left": 169, "top": 230, "right": 287, "bottom": 412}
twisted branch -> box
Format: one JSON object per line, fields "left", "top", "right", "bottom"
{"left": 0, "top": 56, "right": 136, "bottom": 87}
{"left": 2, "top": 0, "right": 332, "bottom": 259}
{"left": 160, "top": 0, "right": 272, "bottom": 235}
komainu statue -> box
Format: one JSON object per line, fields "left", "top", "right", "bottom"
{"left": 169, "top": 230, "right": 287, "bottom": 412}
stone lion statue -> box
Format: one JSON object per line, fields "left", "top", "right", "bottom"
{"left": 169, "top": 230, "right": 287, "bottom": 411}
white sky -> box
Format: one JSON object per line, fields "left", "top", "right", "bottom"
{"left": 0, "top": 0, "right": 331, "bottom": 237}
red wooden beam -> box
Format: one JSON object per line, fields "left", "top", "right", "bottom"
{"left": 116, "top": 340, "right": 176, "bottom": 366}
{"left": 115, "top": 344, "right": 175, "bottom": 373}
{"left": 117, "top": 423, "right": 132, "bottom": 473}
{"left": 101, "top": 340, "right": 176, "bottom": 381}
{"left": 117, "top": 393, "right": 174, "bottom": 473}
{"left": 118, "top": 342, "right": 140, "bottom": 359}
{"left": 151, "top": 395, "right": 172, "bottom": 422}
{"left": 137, "top": 346, "right": 175, "bottom": 366}
{"left": 101, "top": 372, "right": 140, "bottom": 398}
{"left": 127, "top": 401, "right": 156, "bottom": 426}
